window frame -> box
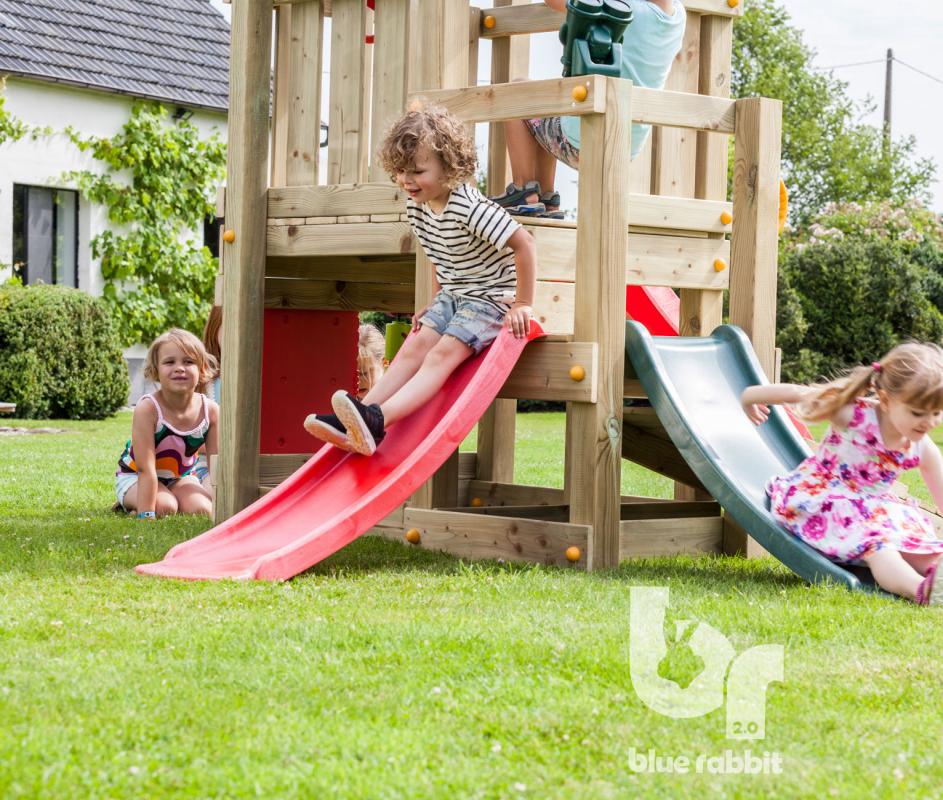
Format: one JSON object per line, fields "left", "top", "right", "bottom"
{"left": 12, "top": 184, "right": 80, "bottom": 288}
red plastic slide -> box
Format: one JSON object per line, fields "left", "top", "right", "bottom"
{"left": 135, "top": 324, "right": 544, "bottom": 581}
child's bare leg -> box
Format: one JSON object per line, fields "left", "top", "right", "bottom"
{"left": 361, "top": 325, "right": 441, "bottom": 407}
{"left": 379, "top": 335, "right": 473, "bottom": 425}
{"left": 504, "top": 119, "right": 542, "bottom": 200}
{"left": 535, "top": 146, "right": 559, "bottom": 208}
{"left": 901, "top": 551, "right": 943, "bottom": 576}
{"left": 862, "top": 549, "right": 924, "bottom": 600}
{"left": 122, "top": 483, "right": 179, "bottom": 518}
{"left": 173, "top": 478, "right": 213, "bottom": 516}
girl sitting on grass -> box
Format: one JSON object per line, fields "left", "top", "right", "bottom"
{"left": 742, "top": 342, "right": 943, "bottom": 604}
{"left": 115, "top": 329, "right": 219, "bottom": 519}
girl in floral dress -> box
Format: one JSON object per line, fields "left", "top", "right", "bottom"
{"left": 741, "top": 342, "right": 943, "bottom": 605}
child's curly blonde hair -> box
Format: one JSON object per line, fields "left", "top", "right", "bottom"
{"left": 377, "top": 102, "right": 477, "bottom": 189}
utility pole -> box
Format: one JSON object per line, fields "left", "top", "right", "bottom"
{"left": 883, "top": 48, "right": 893, "bottom": 149}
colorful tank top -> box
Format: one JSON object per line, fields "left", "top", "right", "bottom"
{"left": 116, "top": 393, "right": 211, "bottom": 484}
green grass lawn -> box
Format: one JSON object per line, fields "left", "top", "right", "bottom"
{"left": 2, "top": 412, "right": 942, "bottom": 798}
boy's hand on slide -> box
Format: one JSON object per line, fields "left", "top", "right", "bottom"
{"left": 411, "top": 305, "right": 429, "bottom": 332}
{"left": 505, "top": 302, "right": 533, "bottom": 338}
{"left": 743, "top": 401, "right": 770, "bottom": 426}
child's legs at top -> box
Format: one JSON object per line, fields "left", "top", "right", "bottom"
{"left": 862, "top": 548, "right": 929, "bottom": 601}
{"left": 361, "top": 324, "right": 441, "bottom": 407}
{"left": 504, "top": 117, "right": 579, "bottom": 202}
{"left": 172, "top": 476, "right": 213, "bottom": 516}
{"left": 378, "top": 295, "right": 505, "bottom": 426}
{"left": 121, "top": 479, "right": 179, "bottom": 518}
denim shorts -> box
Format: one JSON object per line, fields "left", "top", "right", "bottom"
{"left": 526, "top": 116, "right": 580, "bottom": 171}
{"left": 420, "top": 291, "right": 508, "bottom": 354}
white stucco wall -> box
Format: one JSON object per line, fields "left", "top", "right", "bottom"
{"left": 0, "top": 77, "right": 227, "bottom": 297}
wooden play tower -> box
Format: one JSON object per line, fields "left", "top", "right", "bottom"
{"left": 216, "top": 0, "right": 782, "bottom": 570}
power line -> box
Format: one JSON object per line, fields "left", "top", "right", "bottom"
{"left": 894, "top": 57, "right": 943, "bottom": 87}
{"left": 815, "top": 58, "right": 884, "bottom": 71}
{"left": 816, "top": 55, "right": 943, "bottom": 87}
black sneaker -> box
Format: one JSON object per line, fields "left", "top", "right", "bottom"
{"left": 303, "top": 411, "right": 351, "bottom": 450}
{"left": 331, "top": 390, "right": 385, "bottom": 456}
{"left": 490, "top": 181, "right": 541, "bottom": 209}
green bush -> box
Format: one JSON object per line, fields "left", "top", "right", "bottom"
{"left": 0, "top": 284, "right": 129, "bottom": 419}
{"left": 777, "top": 238, "right": 943, "bottom": 383}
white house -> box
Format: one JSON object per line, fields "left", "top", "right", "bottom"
{"left": 0, "top": 0, "right": 230, "bottom": 398}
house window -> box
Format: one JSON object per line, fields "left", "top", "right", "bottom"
{"left": 12, "top": 185, "right": 79, "bottom": 287}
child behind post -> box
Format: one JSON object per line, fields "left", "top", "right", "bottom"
{"left": 493, "top": 0, "right": 686, "bottom": 217}
{"left": 357, "top": 323, "right": 386, "bottom": 399}
{"left": 115, "top": 328, "right": 219, "bottom": 519}
{"left": 742, "top": 343, "right": 943, "bottom": 605}
{"left": 304, "top": 104, "right": 537, "bottom": 456}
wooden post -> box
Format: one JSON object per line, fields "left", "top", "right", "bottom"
{"left": 729, "top": 97, "right": 782, "bottom": 379}
{"left": 368, "top": 0, "right": 411, "bottom": 181}
{"left": 271, "top": 1, "right": 324, "bottom": 186}
{"left": 409, "top": 0, "right": 469, "bottom": 510}
{"left": 477, "top": 0, "right": 530, "bottom": 487}
{"left": 216, "top": 0, "right": 274, "bottom": 521}
{"left": 328, "top": 0, "right": 369, "bottom": 184}
{"left": 568, "top": 78, "right": 632, "bottom": 570}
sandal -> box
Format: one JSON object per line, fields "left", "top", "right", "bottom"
{"left": 916, "top": 559, "right": 943, "bottom": 605}
{"left": 538, "top": 190, "right": 565, "bottom": 219}
{"left": 490, "top": 181, "right": 541, "bottom": 209}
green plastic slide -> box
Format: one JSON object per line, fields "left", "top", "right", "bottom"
{"left": 624, "top": 321, "right": 877, "bottom": 592}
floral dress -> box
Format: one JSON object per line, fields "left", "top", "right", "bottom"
{"left": 767, "top": 398, "right": 943, "bottom": 565}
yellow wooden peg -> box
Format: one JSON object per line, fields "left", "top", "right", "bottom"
{"left": 405, "top": 528, "right": 421, "bottom": 544}
{"left": 720, "top": 211, "right": 733, "bottom": 225}
{"left": 569, "top": 365, "right": 586, "bottom": 382}
{"left": 483, "top": 14, "right": 496, "bottom": 29}
{"left": 571, "top": 85, "right": 588, "bottom": 102}
{"left": 470, "top": 497, "right": 483, "bottom": 507}
{"left": 713, "top": 258, "right": 728, "bottom": 272}
{"left": 565, "top": 546, "right": 581, "bottom": 563}
{"left": 222, "top": 229, "right": 236, "bottom": 243}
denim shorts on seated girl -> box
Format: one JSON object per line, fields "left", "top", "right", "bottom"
{"left": 420, "top": 291, "right": 508, "bottom": 354}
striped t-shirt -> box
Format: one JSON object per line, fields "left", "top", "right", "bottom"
{"left": 407, "top": 183, "right": 521, "bottom": 309}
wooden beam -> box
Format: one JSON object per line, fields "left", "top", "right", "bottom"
{"left": 403, "top": 508, "right": 590, "bottom": 568}
{"left": 467, "top": 480, "right": 565, "bottom": 507}
{"left": 621, "top": 407, "right": 706, "bottom": 490}
{"left": 415, "top": 75, "right": 606, "bottom": 124}
{"left": 620, "top": 516, "right": 724, "bottom": 558}
{"left": 217, "top": 0, "right": 274, "bottom": 521}
{"left": 259, "top": 453, "right": 312, "bottom": 484}
{"left": 478, "top": 0, "right": 741, "bottom": 38}
{"left": 266, "top": 255, "right": 415, "bottom": 283}
{"left": 267, "top": 221, "right": 415, "bottom": 257}
{"left": 497, "top": 340, "right": 598, "bottom": 402}
{"left": 567, "top": 78, "right": 632, "bottom": 571}
{"left": 269, "top": 183, "right": 406, "bottom": 217}
{"left": 265, "top": 187, "right": 732, "bottom": 232}
{"left": 263, "top": 277, "right": 415, "bottom": 313}
{"left": 632, "top": 86, "right": 735, "bottom": 134}
{"left": 729, "top": 97, "right": 783, "bottom": 379}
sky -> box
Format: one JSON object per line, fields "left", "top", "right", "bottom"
{"left": 209, "top": 0, "right": 943, "bottom": 213}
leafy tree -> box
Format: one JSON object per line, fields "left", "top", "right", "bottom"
{"left": 66, "top": 102, "right": 226, "bottom": 346}
{"left": 732, "top": 0, "right": 935, "bottom": 223}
